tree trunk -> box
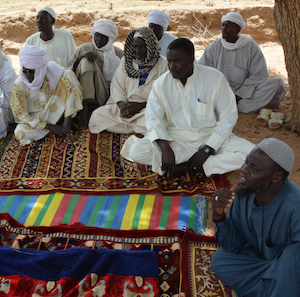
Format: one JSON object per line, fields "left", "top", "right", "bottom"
{"left": 274, "top": 0, "right": 300, "bottom": 134}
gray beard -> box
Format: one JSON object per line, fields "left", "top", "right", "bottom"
{"left": 236, "top": 180, "right": 270, "bottom": 198}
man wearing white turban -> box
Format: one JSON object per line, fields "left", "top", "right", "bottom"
{"left": 199, "top": 12, "right": 286, "bottom": 114}
{"left": 25, "top": 7, "right": 76, "bottom": 67}
{"left": 66, "top": 19, "right": 124, "bottom": 128}
{"left": 10, "top": 45, "right": 83, "bottom": 145}
{"left": 148, "top": 10, "right": 177, "bottom": 57}
{"left": 89, "top": 27, "right": 168, "bottom": 135}
{"left": 0, "top": 45, "right": 17, "bottom": 140}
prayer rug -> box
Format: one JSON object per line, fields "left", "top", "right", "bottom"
{"left": 0, "top": 130, "right": 230, "bottom": 195}
{"left": 0, "top": 194, "right": 207, "bottom": 234}
{"left": 0, "top": 213, "right": 236, "bottom": 297}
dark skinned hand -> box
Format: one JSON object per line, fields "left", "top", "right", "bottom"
{"left": 46, "top": 123, "right": 73, "bottom": 138}
{"left": 185, "top": 148, "right": 212, "bottom": 173}
{"left": 156, "top": 140, "right": 176, "bottom": 179}
{"left": 118, "top": 102, "right": 146, "bottom": 118}
{"left": 211, "top": 187, "right": 236, "bottom": 221}
{"left": 82, "top": 51, "right": 98, "bottom": 63}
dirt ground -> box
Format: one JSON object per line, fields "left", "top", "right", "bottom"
{"left": 0, "top": 0, "right": 299, "bottom": 236}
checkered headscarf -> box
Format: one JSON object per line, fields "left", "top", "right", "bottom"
{"left": 124, "top": 27, "right": 160, "bottom": 78}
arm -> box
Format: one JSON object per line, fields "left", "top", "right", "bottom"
{"left": 235, "top": 42, "right": 269, "bottom": 99}
{"left": 212, "top": 188, "right": 248, "bottom": 253}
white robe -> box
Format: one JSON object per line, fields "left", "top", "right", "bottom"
{"left": 25, "top": 29, "right": 77, "bottom": 67}
{"left": 121, "top": 64, "right": 255, "bottom": 177}
{"left": 11, "top": 70, "right": 83, "bottom": 145}
{"left": 0, "top": 60, "right": 17, "bottom": 139}
{"left": 88, "top": 56, "right": 168, "bottom": 135}
{"left": 198, "top": 36, "right": 286, "bottom": 113}
{"left": 158, "top": 32, "right": 177, "bottom": 57}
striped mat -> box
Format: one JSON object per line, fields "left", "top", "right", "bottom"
{"left": 0, "top": 193, "right": 207, "bottom": 234}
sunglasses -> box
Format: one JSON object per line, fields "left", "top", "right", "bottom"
{"left": 22, "top": 68, "right": 35, "bottom": 75}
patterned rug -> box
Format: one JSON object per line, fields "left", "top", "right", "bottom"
{"left": 0, "top": 213, "right": 236, "bottom": 297}
{"left": 0, "top": 130, "right": 230, "bottom": 195}
{"left": 0, "top": 193, "right": 207, "bottom": 234}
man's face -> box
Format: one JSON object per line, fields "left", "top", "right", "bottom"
{"left": 167, "top": 48, "right": 194, "bottom": 82}
{"left": 22, "top": 67, "right": 35, "bottom": 83}
{"left": 237, "top": 147, "right": 276, "bottom": 197}
{"left": 149, "top": 23, "right": 164, "bottom": 41}
{"left": 132, "top": 37, "right": 147, "bottom": 62}
{"left": 36, "top": 11, "right": 54, "bottom": 32}
{"left": 221, "top": 21, "right": 240, "bottom": 42}
{"left": 94, "top": 32, "right": 109, "bottom": 48}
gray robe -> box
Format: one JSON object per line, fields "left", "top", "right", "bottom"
{"left": 199, "top": 36, "right": 286, "bottom": 113}
{"left": 212, "top": 179, "right": 300, "bottom": 296}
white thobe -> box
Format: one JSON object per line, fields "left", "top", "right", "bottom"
{"left": 158, "top": 32, "right": 177, "bottom": 57}
{"left": 0, "top": 60, "right": 17, "bottom": 139}
{"left": 198, "top": 36, "right": 286, "bottom": 113}
{"left": 88, "top": 56, "right": 168, "bottom": 135}
{"left": 121, "top": 65, "right": 255, "bottom": 177}
{"left": 11, "top": 70, "right": 83, "bottom": 145}
{"left": 25, "top": 29, "right": 77, "bottom": 67}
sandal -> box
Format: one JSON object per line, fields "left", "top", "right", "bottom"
{"left": 268, "top": 112, "right": 284, "bottom": 130}
{"left": 256, "top": 108, "right": 273, "bottom": 126}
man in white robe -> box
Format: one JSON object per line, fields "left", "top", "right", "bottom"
{"left": 121, "top": 38, "right": 255, "bottom": 178}
{"left": 148, "top": 10, "right": 177, "bottom": 57}
{"left": 11, "top": 46, "right": 83, "bottom": 145}
{"left": 89, "top": 27, "right": 168, "bottom": 135}
{"left": 25, "top": 7, "right": 76, "bottom": 67}
{"left": 198, "top": 12, "right": 286, "bottom": 114}
{"left": 66, "top": 19, "right": 124, "bottom": 127}
{"left": 0, "top": 45, "right": 17, "bottom": 140}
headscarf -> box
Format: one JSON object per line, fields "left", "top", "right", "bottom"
{"left": 257, "top": 138, "right": 295, "bottom": 173}
{"left": 124, "top": 27, "right": 160, "bottom": 78}
{"left": 147, "top": 10, "right": 171, "bottom": 32}
{"left": 19, "top": 45, "right": 64, "bottom": 92}
{"left": 39, "top": 7, "right": 56, "bottom": 19}
{"left": 221, "top": 12, "right": 246, "bottom": 30}
{"left": 0, "top": 44, "right": 12, "bottom": 67}
{"left": 221, "top": 34, "right": 252, "bottom": 50}
{"left": 91, "top": 19, "right": 120, "bottom": 82}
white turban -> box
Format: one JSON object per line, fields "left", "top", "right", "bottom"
{"left": 39, "top": 7, "right": 56, "bottom": 19}
{"left": 148, "top": 10, "right": 171, "bottom": 32}
{"left": 257, "top": 138, "right": 295, "bottom": 172}
{"left": 91, "top": 19, "right": 120, "bottom": 82}
{"left": 0, "top": 44, "right": 12, "bottom": 67}
{"left": 221, "top": 12, "right": 246, "bottom": 30}
{"left": 19, "top": 45, "right": 64, "bottom": 92}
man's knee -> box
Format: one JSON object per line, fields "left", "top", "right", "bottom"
{"left": 211, "top": 249, "right": 224, "bottom": 277}
{"left": 128, "top": 139, "right": 153, "bottom": 163}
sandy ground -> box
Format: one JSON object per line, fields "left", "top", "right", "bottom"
{"left": 0, "top": 0, "right": 298, "bottom": 235}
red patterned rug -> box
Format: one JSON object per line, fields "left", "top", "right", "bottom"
{"left": 0, "top": 213, "right": 236, "bottom": 297}
{"left": 0, "top": 130, "right": 230, "bottom": 195}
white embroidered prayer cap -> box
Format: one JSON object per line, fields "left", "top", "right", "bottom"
{"left": 257, "top": 138, "right": 295, "bottom": 172}
{"left": 221, "top": 12, "right": 246, "bottom": 30}
{"left": 148, "top": 10, "right": 171, "bottom": 32}
{"left": 39, "top": 7, "right": 56, "bottom": 20}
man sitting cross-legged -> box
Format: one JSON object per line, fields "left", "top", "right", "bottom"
{"left": 88, "top": 27, "right": 168, "bottom": 135}
{"left": 198, "top": 12, "right": 286, "bottom": 114}
{"left": 11, "top": 45, "right": 83, "bottom": 146}
{"left": 66, "top": 19, "right": 124, "bottom": 128}
{"left": 211, "top": 138, "right": 300, "bottom": 297}
{"left": 25, "top": 7, "right": 76, "bottom": 67}
{"left": 121, "top": 38, "right": 255, "bottom": 178}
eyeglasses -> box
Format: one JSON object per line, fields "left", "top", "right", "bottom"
{"left": 22, "top": 68, "right": 35, "bottom": 75}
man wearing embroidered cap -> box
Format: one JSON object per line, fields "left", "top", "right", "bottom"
{"left": 10, "top": 45, "right": 83, "bottom": 145}
{"left": 211, "top": 138, "right": 300, "bottom": 296}
{"left": 148, "top": 10, "right": 177, "bottom": 57}
{"left": 66, "top": 19, "right": 124, "bottom": 128}
{"left": 199, "top": 12, "right": 286, "bottom": 114}
{"left": 89, "top": 27, "right": 168, "bottom": 135}
{"left": 25, "top": 7, "right": 76, "bottom": 67}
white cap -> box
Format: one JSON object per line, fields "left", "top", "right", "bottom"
{"left": 221, "top": 12, "right": 246, "bottom": 30}
{"left": 40, "top": 7, "right": 56, "bottom": 19}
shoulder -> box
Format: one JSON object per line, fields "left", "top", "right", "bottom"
{"left": 54, "top": 29, "right": 73, "bottom": 36}
{"left": 162, "top": 32, "right": 177, "bottom": 41}
{"left": 25, "top": 32, "right": 40, "bottom": 43}
{"left": 282, "top": 180, "right": 300, "bottom": 204}
{"left": 114, "top": 46, "right": 124, "bottom": 58}
{"left": 194, "top": 64, "right": 225, "bottom": 79}
{"left": 77, "top": 42, "right": 94, "bottom": 51}
{"left": 154, "top": 56, "right": 169, "bottom": 73}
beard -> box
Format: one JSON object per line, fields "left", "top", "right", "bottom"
{"left": 236, "top": 183, "right": 255, "bottom": 198}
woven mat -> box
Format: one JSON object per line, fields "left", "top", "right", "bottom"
{"left": 0, "top": 213, "right": 236, "bottom": 297}
{"left": 0, "top": 130, "right": 230, "bottom": 195}
{"left": 0, "top": 193, "right": 207, "bottom": 234}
